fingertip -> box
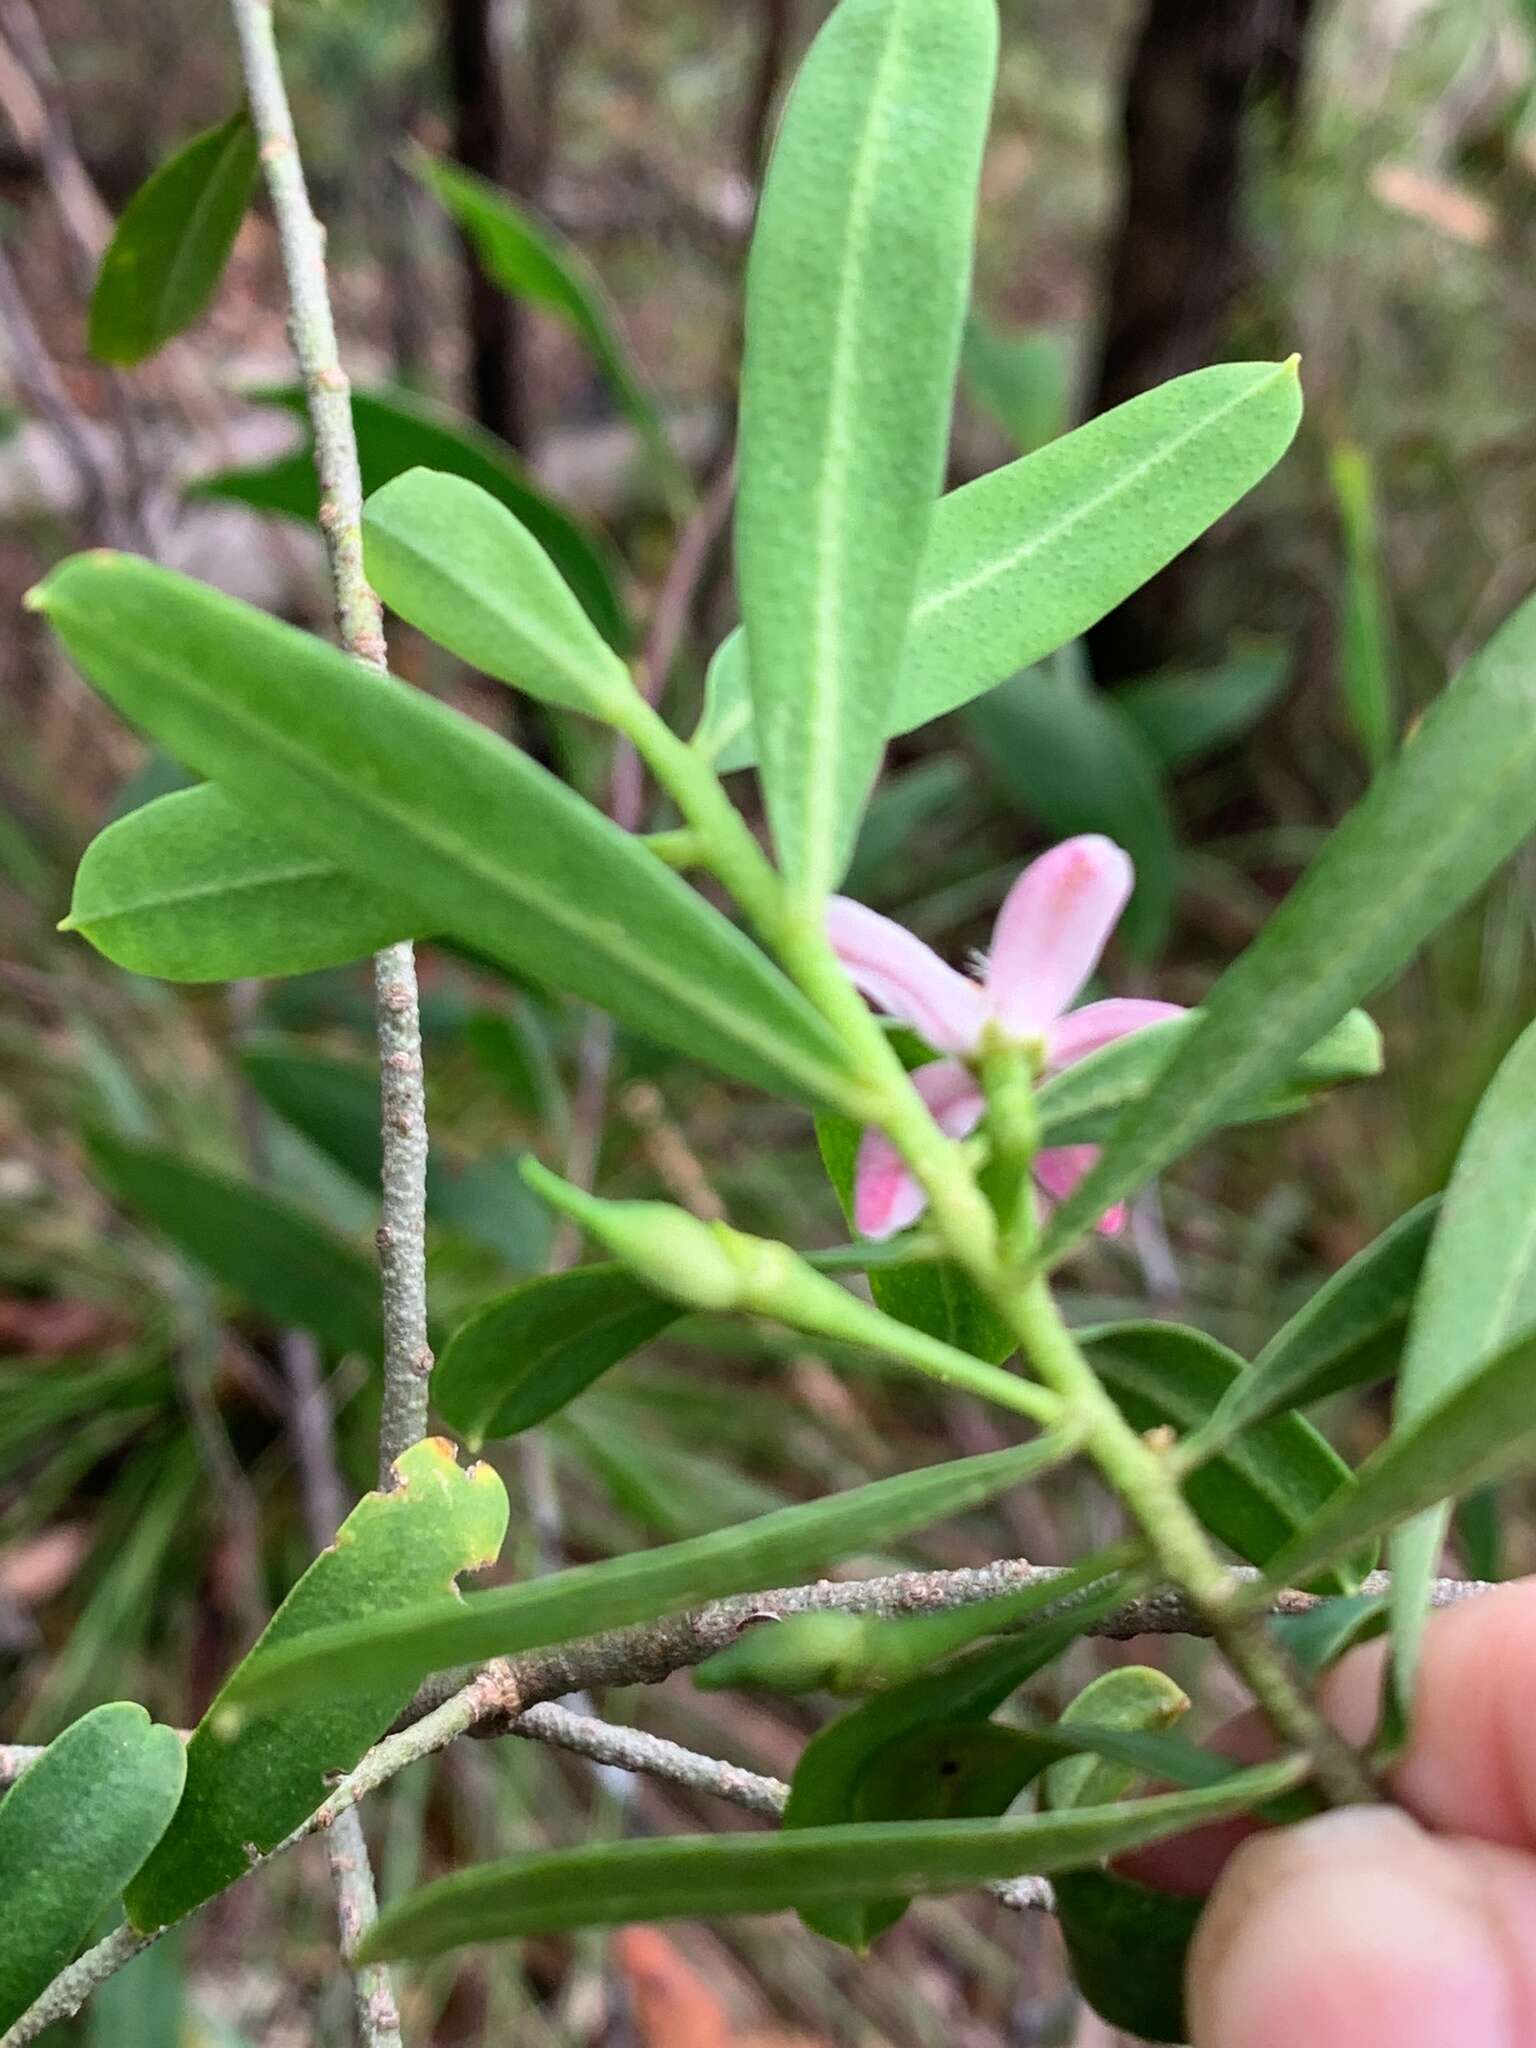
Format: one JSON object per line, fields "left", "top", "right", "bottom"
{"left": 1188, "top": 1806, "right": 1522, "bottom": 2048}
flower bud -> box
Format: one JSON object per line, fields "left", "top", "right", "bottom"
{"left": 520, "top": 1160, "right": 744, "bottom": 1311}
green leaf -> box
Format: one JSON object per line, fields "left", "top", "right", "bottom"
{"left": 734, "top": 0, "right": 997, "bottom": 898}
{"left": 1046, "top": 1668, "right": 1198, "bottom": 2043}
{"left": 1042, "top": 585, "right": 1536, "bottom": 1259}
{"left": 89, "top": 112, "right": 257, "bottom": 366}
{"left": 1081, "top": 1321, "right": 1374, "bottom": 1594}
{"left": 195, "top": 383, "right": 629, "bottom": 648}
{"left": 1054, "top": 1869, "right": 1204, "bottom": 2044}
{"left": 1197, "top": 1199, "right": 1440, "bottom": 1452}
{"left": 964, "top": 646, "right": 1177, "bottom": 959}
{"left": 700, "top": 1548, "right": 1132, "bottom": 1697}
{"left": 354, "top": 1759, "right": 1305, "bottom": 1962}
{"left": 435, "top": 1266, "right": 682, "bottom": 1447}
{"left": 1115, "top": 644, "right": 1290, "bottom": 771}
{"left": 64, "top": 784, "right": 420, "bottom": 980}
{"left": 1259, "top": 1323, "right": 1536, "bottom": 1595}
{"left": 363, "top": 470, "right": 633, "bottom": 718}
{"left": 1271, "top": 1593, "right": 1387, "bottom": 1679}
{"left": 1389, "top": 1020, "right": 1536, "bottom": 1724}
{"left": 87, "top": 1928, "right": 184, "bottom": 2048}
{"left": 960, "top": 314, "right": 1073, "bottom": 455}
{"left": 697, "top": 361, "right": 1303, "bottom": 771}
{"left": 86, "top": 1131, "right": 383, "bottom": 1358}
{"left": 1329, "top": 441, "right": 1397, "bottom": 772}
{"left": 37, "top": 554, "right": 859, "bottom": 1113}
{"left": 125, "top": 1438, "right": 508, "bottom": 1931}
{"left": 414, "top": 153, "right": 686, "bottom": 511}
{"left": 223, "top": 1434, "right": 1078, "bottom": 1714}
{"left": 0, "top": 1704, "right": 185, "bottom": 2030}
{"left": 815, "top": 1110, "right": 1013, "bottom": 1365}
{"left": 782, "top": 1568, "right": 1133, "bottom": 1945}
{"left": 1034, "top": 1007, "right": 1382, "bottom": 1149}
{"left": 241, "top": 1040, "right": 551, "bottom": 1269}
{"left": 1042, "top": 1665, "right": 1189, "bottom": 1813}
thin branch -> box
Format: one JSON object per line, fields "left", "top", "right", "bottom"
{"left": 511, "top": 1699, "right": 788, "bottom": 1818}
{"left": 327, "top": 1807, "right": 404, "bottom": 2048}
{"left": 222, "top": 0, "right": 426, "bottom": 2029}
{"left": 0, "top": 1567, "right": 1492, "bottom": 2040}
{"left": 224, "top": 0, "right": 428, "bottom": 1486}
{"left": 0, "top": 1926, "right": 156, "bottom": 2044}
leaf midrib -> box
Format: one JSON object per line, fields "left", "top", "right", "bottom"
{"left": 911, "top": 363, "right": 1292, "bottom": 637}
{"left": 373, "top": 521, "right": 616, "bottom": 709}
{"left": 799, "top": 0, "right": 911, "bottom": 892}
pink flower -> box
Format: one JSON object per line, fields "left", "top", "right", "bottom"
{"left": 827, "top": 835, "right": 1184, "bottom": 1240}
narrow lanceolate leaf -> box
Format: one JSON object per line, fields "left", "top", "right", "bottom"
{"left": 1034, "top": 1008, "right": 1381, "bottom": 1150}
{"left": 126, "top": 1440, "right": 508, "bottom": 1931}
{"left": 0, "top": 1704, "right": 185, "bottom": 2030}
{"left": 195, "top": 383, "right": 629, "bottom": 648}
{"left": 1258, "top": 1324, "right": 1536, "bottom": 1596}
{"left": 65, "top": 784, "right": 420, "bottom": 980}
{"left": 87, "top": 1131, "right": 383, "bottom": 1358}
{"left": 1042, "top": 586, "right": 1536, "bottom": 1260}
{"left": 1389, "top": 1020, "right": 1536, "bottom": 1725}
{"left": 1081, "top": 1322, "right": 1373, "bottom": 1595}
{"left": 354, "top": 1760, "right": 1305, "bottom": 1963}
{"left": 1047, "top": 1669, "right": 1199, "bottom": 2046}
{"left": 1198, "top": 1198, "right": 1440, "bottom": 1452}
{"left": 1330, "top": 441, "right": 1397, "bottom": 773}
{"left": 225, "top": 1435, "right": 1078, "bottom": 1713}
{"left": 698, "top": 361, "right": 1303, "bottom": 773}
{"left": 36, "top": 554, "right": 859, "bottom": 1112}
{"left": 783, "top": 1571, "right": 1131, "bottom": 1947}
{"left": 435, "top": 1266, "right": 683, "bottom": 1446}
{"left": 734, "top": 0, "right": 997, "bottom": 897}
{"left": 363, "top": 470, "right": 633, "bottom": 717}
{"left": 414, "top": 153, "right": 687, "bottom": 510}
{"left": 89, "top": 111, "right": 257, "bottom": 366}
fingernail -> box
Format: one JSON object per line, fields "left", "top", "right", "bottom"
{"left": 1188, "top": 1807, "right": 1517, "bottom": 2048}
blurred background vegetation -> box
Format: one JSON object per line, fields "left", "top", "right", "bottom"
{"left": 2, "top": 1, "right": 1535, "bottom": 2041}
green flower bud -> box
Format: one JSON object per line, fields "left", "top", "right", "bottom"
{"left": 520, "top": 1160, "right": 744, "bottom": 1311}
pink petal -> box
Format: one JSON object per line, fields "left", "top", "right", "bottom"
{"left": 1032, "top": 1143, "right": 1124, "bottom": 1236}
{"left": 827, "top": 897, "right": 988, "bottom": 1054}
{"left": 986, "top": 837, "right": 1134, "bottom": 1037}
{"left": 1045, "top": 998, "right": 1186, "bottom": 1070}
{"left": 852, "top": 1061, "right": 985, "bottom": 1240}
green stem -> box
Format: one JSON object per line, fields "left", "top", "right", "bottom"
{"left": 774, "top": 923, "right": 1374, "bottom": 1803}
{"left": 614, "top": 674, "right": 1370, "bottom": 1802}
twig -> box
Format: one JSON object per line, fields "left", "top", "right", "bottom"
{"left": 511, "top": 1699, "right": 787, "bottom": 1817}
{"left": 470, "top": 1566, "right": 1486, "bottom": 1724}
{"left": 0, "top": 1566, "right": 1492, "bottom": 2040}
{"left": 224, "top": 0, "right": 427, "bottom": 1491}
{"left": 0, "top": 1926, "right": 156, "bottom": 2045}
{"left": 0, "top": 1567, "right": 1489, "bottom": 1802}
{"left": 223, "top": 0, "right": 426, "bottom": 2031}
{"left": 328, "top": 1807, "right": 404, "bottom": 2048}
